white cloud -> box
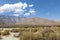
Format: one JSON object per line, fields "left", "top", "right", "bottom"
{"left": 23, "top": 3, "right": 27, "bottom": 9}
{"left": 29, "top": 9, "right": 35, "bottom": 13}
{"left": 0, "top": 2, "right": 36, "bottom": 16}
{"left": 24, "top": 8, "right": 36, "bottom": 16}
{"left": 0, "top": 2, "right": 27, "bottom": 13}
{"left": 29, "top": 4, "right": 34, "bottom": 7}
{"left": 14, "top": 9, "right": 26, "bottom": 14}
{"left": 24, "top": 13, "right": 30, "bottom": 16}
{"left": 13, "top": 14, "right": 20, "bottom": 16}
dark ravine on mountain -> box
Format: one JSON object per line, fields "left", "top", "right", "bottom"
{"left": 0, "top": 15, "right": 60, "bottom": 27}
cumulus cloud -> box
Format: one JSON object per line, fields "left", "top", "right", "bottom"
{"left": 29, "top": 9, "right": 35, "bottom": 13}
{"left": 13, "top": 14, "right": 20, "bottom": 16}
{"left": 24, "top": 8, "right": 36, "bottom": 16}
{"left": 0, "top": 2, "right": 27, "bottom": 13}
{"left": 24, "top": 13, "right": 30, "bottom": 16}
{"left": 29, "top": 4, "right": 34, "bottom": 7}
{"left": 0, "top": 2, "right": 36, "bottom": 16}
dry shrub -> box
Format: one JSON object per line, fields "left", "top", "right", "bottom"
{"left": 57, "top": 35, "right": 60, "bottom": 40}
{"left": 31, "top": 28, "right": 37, "bottom": 32}
{"left": 2, "top": 30, "right": 10, "bottom": 36}
{"left": 0, "top": 32, "right": 1, "bottom": 35}
{"left": 20, "top": 32, "right": 34, "bottom": 40}
{"left": 18, "top": 28, "right": 26, "bottom": 32}
{"left": 47, "top": 32, "right": 57, "bottom": 40}
{"left": 20, "top": 32, "right": 44, "bottom": 40}
{"left": 11, "top": 29, "right": 19, "bottom": 33}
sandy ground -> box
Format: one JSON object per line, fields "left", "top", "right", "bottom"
{"left": 2, "top": 35, "right": 19, "bottom": 40}
{"left": 1, "top": 32, "right": 20, "bottom": 40}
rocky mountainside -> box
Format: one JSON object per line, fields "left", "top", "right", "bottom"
{"left": 0, "top": 15, "right": 60, "bottom": 26}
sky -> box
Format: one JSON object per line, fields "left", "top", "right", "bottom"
{"left": 0, "top": 0, "right": 60, "bottom": 21}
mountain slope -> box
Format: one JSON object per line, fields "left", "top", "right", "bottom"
{"left": 0, "top": 15, "right": 60, "bottom": 26}
{"left": 18, "top": 17, "right": 60, "bottom": 25}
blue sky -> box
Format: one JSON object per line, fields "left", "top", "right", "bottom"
{"left": 0, "top": 0, "right": 60, "bottom": 21}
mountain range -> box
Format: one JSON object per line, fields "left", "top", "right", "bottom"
{"left": 0, "top": 15, "right": 60, "bottom": 27}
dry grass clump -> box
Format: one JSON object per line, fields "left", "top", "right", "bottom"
{"left": 47, "top": 33, "right": 57, "bottom": 40}
{"left": 0, "top": 32, "right": 1, "bottom": 35}
{"left": 31, "top": 28, "right": 37, "bottom": 32}
{"left": 11, "top": 29, "right": 19, "bottom": 33}
{"left": 2, "top": 30, "right": 10, "bottom": 36}
{"left": 19, "top": 29, "right": 58, "bottom": 40}
{"left": 41, "top": 29, "right": 57, "bottom": 40}
{"left": 18, "top": 28, "right": 38, "bottom": 32}
{"left": 18, "top": 28, "right": 29, "bottom": 32}
{"left": 57, "top": 35, "right": 60, "bottom": 40}
{"left": 20, "top": 32, "right": 34, "bottom": 40}
{"left": 20, "top": 32, "right": 44, "bottom": 40}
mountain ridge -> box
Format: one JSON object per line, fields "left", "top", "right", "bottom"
{"left": 0, "top": 15, "right": 60, "bottom": 27}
